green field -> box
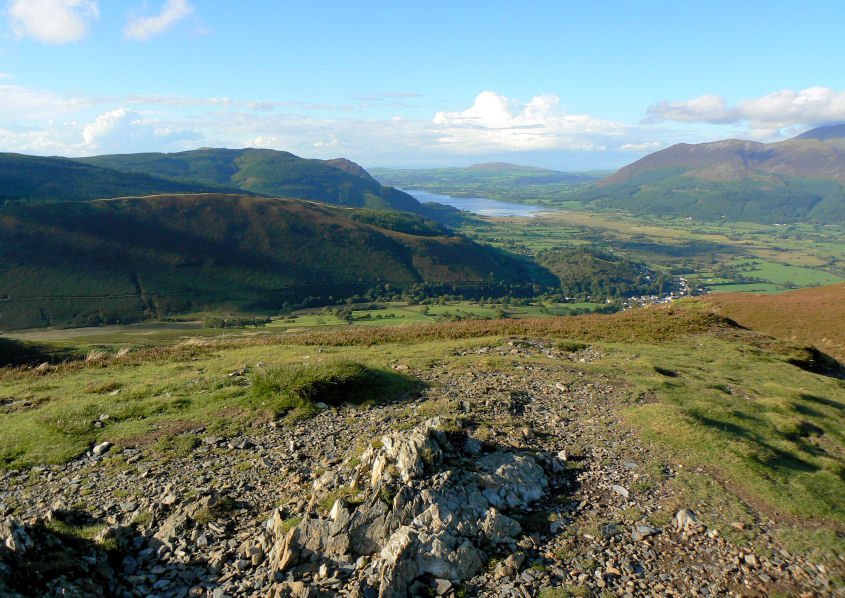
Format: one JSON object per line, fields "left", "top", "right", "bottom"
{"left": 5, "top": 300, "right": 607, "bottom": 356}
{"left": 451, "top": 210, "right": 845, "bottom": 296}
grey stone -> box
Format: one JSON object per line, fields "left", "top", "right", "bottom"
{"left": 631, "top": 525, "right": 660, "bottom": 541}
{"left": 611, "top": 485, "right": 629, "bottom": 499}
{"left": 92, "top": 441, "right": 112, "bottom": 455}
{"left": 463, "top": 437, "right": 482, "bottom": 455}
{"left": 433, "top": 578, "right": 452, "bottom": 595}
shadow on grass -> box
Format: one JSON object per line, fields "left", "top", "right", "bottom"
{"left": 784, "top": 346, "right": 845, "bottom": 379}
{"left": 689, "top": 413, "right": 819, "bottom": 473}
{"left": 0, "top": 337, "right": 54, "bottom": 368}
{"left": 653, "top": 366, "right": 678, "bottom": 378}
{"left": 791, "top": 403, "right": 826, "bottom": 418}
{"left": 800, "top": 393, "right": 845, "bottom": 411}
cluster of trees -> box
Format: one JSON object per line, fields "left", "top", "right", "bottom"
{"left": 202, "top": 315, "right": 271, "bottom": 329}
{"left": 536, "top": 246, "right": 676, "bottom": 300}
{"left": 710, "top": 264, "right": 773, "bottom": 284}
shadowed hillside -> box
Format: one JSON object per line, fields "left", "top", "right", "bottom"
{"left": 0, "top": 194, "right": 555, "bottom": 329}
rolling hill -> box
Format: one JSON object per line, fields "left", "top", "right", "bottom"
{"left": 0, "top": 194, "right": 555, "bottom": 330}
{"left": 577, "top": 124, "right": 845, "bottom": 223}
{"left": 75, "top": 148, "right": 425, "bottom": 213}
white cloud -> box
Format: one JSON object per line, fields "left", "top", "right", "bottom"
{"left": 8, "top": 0, "right": 99, "bottom": 44}
{"left": 0, "top": 122, "right": 84, "bottom": 154}
{"left": 124, "top": 0, "right": 194, "bottom": 41}
{"left": 0, "top": 73, "right": 13, "bottom": 79}
{"left": 645, "top": 87, "right": 845, "bottom": 137}
{"left": 82, "top": 107, "right": 202, "bottom": 152}
{"left": 431, "top": 91, "right": 623, "bottom": 153}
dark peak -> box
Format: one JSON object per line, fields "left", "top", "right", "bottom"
{"left": 794, "top": 123, "right": 845, "bottom": 141}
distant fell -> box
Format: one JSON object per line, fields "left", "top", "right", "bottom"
{"left": 76, "top": 148, "right": 423, "bottom": 213}
{"left": 579, "top": 125, "right": 845, "bottom": 223}
{"left": 795, "top": 123, "right": 845, "bottom": 141}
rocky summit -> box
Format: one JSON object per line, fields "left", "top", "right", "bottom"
{"left": 0, "top": 338, "right": 841, "bottom": 597}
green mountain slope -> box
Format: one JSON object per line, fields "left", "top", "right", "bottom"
{"left": 0, "top": 153, "right": 233, "bottom": 205}
{"left": 76, "top": 148, "right": 424, "bottom": 212}
{"left": 0, "top": 194, "right": 554, "bottom": 329}
{"left": 578, "top": 125, "right": 845, "bottom": 223}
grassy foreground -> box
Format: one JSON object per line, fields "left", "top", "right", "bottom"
{"left": 1, "top": 305, "right": 843, "bottom": 554}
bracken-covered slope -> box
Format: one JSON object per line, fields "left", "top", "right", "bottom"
{"left": 700, "top": 282, "right": 845, "bottom": 362}
{"left": 75, "top": 148, "right": 424, "bottom": 213}
{"left": 0, "top": 194, "right": 554, "bottom": 329}
{"left": 579, "top": 124, "right": 845, "bottom": 223}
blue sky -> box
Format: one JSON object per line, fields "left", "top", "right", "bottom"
{"left": 2, "top": 0, "right": 844, "bottom": 169}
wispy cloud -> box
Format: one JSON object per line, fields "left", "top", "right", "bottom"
{"left": 8, "top": 0, "right": 99, "bottom": 44}
{"left": 645, "top": 86, "right": 845, "bottom": 138}
{"left": 0, "top": 84, "right": 90, "bottom": 118}
{"left": 124, "top": 0, "right": 194, "bottom": 41}
{"left": 379, "top": 92, "right": 423, "bottom": 98}
{"left": 0, "top": 83, "right": 674, "bottom": 166}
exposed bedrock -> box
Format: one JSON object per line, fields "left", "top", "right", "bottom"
{"left": 266, "top": 417, "right": 559, "bottom": 598}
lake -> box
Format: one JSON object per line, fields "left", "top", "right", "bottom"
{"left": 401, "top": 189, "right": 549, "bottom": 217}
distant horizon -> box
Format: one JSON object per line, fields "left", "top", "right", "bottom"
{"left": 16, "top": 120, "right": 844, "bottom": 174}
{"left": 3, "top": 1, "right": 845, "bottom": 169}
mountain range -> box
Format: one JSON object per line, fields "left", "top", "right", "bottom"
{"left": 579, "top": 124, "right": 845, "bottom": 222}
{"left": 1, "top": 148, "right": 425, "bottom": 215}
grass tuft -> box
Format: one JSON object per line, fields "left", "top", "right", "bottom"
{"left": 249, "top": 359, "right": 417, "bottom": 417}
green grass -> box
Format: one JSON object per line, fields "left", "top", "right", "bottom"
{"left": 538, "top": 586, "right": 592, "bottom": 598}
{"left": 318, "top": 485, "right": 363, "bottom": 511}
{"left": 248, "top": 359, "right": 419, "bottom": 418}
{"left": 194, "top": 495, "right": 237, "bottom": 525}
{"left": 611, "top": 336, "right": 845, "bottom": 524}
{"left": 775, "top": 527, "right": 845, "bottom": 563}
{"left": 276, "top": 516, "right": 302, "bottom": 535}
